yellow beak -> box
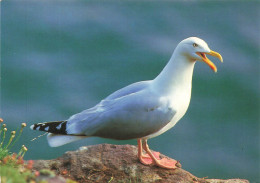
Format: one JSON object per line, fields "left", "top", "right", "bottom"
{"left": 196, "top": 50, "right": 223, "bottom": 72}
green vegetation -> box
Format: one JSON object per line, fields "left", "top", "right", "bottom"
{"left": 0, "top": 118, "right": 35, "bottom": 183}
{"left": 0, "top": 119, "right": 77, "bottom": 183}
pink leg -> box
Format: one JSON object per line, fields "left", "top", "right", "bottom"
{"left": 138, "top": 139, "right": 160, "bottom": 165}
{"left": 142, "top": 139, "right": 180, "bottom": 169}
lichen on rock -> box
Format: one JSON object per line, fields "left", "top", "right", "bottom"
{"left": 32, "top": 144, "right": 249, "bottom": 183}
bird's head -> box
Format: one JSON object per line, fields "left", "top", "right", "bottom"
{"left": 177, "top": 37, "right": 223, "bottom": 72}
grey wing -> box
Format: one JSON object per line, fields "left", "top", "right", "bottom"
{"left": 66, "top": 80, "right": 152, "bottom": 135}
{"left": 66, "top": 90, "right": 176, "bottom": 140}
{"left": 105, "top": 80, "right": 152, "bottom": 100}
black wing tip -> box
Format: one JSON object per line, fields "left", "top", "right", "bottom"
{"left": 30, "top": 121, "right": 68, "bottom": 135}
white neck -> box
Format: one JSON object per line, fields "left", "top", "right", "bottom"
{"left": 152, "top": 50, "right": 195, "bottom": 95}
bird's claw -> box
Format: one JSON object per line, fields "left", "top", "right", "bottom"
{"left": 139, "top": 151, "right": 180, "bottom": 169}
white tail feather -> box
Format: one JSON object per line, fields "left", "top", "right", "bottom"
{"left": 47, "top": 133, "right": 87, "bottom": 147}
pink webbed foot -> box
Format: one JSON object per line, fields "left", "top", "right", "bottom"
{"left": 138, "top": 139, "right": 181, "bottom": 169}
{"left": 139, "top": 151, "right": 160, "bottom": 165}
{"left": 154, "top": 157, "right": 180, "bottom": 169}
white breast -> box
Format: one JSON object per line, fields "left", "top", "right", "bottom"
{"left": 144, "top": 85, "right": 191, "bottom": 139}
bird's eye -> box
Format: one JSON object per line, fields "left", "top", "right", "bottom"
{"left": 193, "top": 43, "right": 198, "bottom": 47}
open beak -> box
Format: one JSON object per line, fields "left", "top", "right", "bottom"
{"left": 196, "top": 50, "right": 223, "bottom": 72}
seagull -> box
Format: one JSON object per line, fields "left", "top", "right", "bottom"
{"left": 31, "top": 37, "right": 223, "bottom": 169}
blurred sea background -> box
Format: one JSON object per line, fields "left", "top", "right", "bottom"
{"left": 1, "top": 1, "right": 259, "bottom": 182}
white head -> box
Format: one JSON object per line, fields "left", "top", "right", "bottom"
{"left": 176, "top": 37, "right": 223, "bottom": 72}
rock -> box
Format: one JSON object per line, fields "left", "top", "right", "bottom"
{"left": 32, "top": 144, "right": 249, "bottom": 183}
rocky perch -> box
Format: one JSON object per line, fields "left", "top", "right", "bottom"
{"left": 32, "top": 144, "right": 248, "bottom": 183}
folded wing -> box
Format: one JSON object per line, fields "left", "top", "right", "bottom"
{"left": 66, "top": 85, "right": 176, "bottom": 140}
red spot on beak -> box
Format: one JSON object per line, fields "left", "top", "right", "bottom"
{"left": 200, "top": 53, "right": 206, "bottom": 59}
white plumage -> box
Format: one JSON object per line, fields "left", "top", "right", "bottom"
{"left": 31, "top": 37, "right": 222, "bottom": 169}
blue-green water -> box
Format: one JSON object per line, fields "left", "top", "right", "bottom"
{"left": 1, "top": 1, "right": 259, "bottom": 182}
